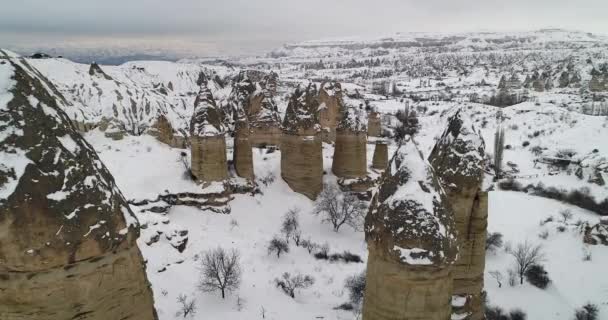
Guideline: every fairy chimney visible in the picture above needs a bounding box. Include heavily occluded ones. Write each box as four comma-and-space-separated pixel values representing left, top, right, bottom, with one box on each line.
362, 139, 458, 320
332, 105, 367, 178
317, 81, 344, 142
0, 53, 156, 320
367, 109, 382, 137
281, 83, 323, 199
233, 109, 254, 180
371, 140, 389, 170
429, 109, 487, 320
190, 76, 228, 183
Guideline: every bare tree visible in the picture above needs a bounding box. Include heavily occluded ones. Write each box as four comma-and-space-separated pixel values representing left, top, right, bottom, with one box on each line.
175, 294, 196, 318
489, 271, 503, 288
275, 272, 315, 298
486, 232, 504, 251
560, 209, 573, 223
509, 241, 545, 285
267, 236, 289, 258
198, 247, 242, 299
291, 229, 302, 246
280, 208, 300, 243
314, 184, 366, 232
301, 239, 318, 254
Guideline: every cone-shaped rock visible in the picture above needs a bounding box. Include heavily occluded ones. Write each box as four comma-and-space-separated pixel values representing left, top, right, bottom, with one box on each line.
190, 77, 228, 183
372, 140, 389, 170
362, 139, 458, 320
332, 105, 367, 178
367, 110, 382, 137
281, 83, 323, 199
318, 82, 343, 142
233, 109, 254, 180
0, 52, 156, 320
428, 109, 487, 320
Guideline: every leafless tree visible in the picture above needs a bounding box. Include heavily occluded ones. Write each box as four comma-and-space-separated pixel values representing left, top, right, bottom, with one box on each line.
314, 184, 366, 232
198, 247, 242, 299
175, 294, 196, 318
267, 236, 289, 258
275, 272, 315, 298
281, 208, 300, 243
291, 229, 302, 246
301, 239, 318, 254
560, 209, 573, 223
489, 271, 503, 288
486, 232, 504, 251
509, 241, 545, 285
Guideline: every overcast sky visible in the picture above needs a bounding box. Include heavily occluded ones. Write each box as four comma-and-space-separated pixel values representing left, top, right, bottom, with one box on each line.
1, 0, 607, 58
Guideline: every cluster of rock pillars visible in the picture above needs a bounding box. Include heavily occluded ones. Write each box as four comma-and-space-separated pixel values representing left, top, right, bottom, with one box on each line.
1, 54, 488, 320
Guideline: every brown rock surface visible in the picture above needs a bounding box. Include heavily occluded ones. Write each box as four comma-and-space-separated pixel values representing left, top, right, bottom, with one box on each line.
428, 109, 487, 320
234, 110, 254, 179
371, 141, 389, 170
0, 52, 156, 320
362, 139, 457, 320
317, 82, 343, 142
367, 110, 382, 137
190, 77, 228, 183
332, 106, 367, 178
281, 84, 323, 199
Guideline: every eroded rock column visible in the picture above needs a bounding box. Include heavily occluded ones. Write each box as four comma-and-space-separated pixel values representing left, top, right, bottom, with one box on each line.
371, 140, 389, 170
0, 54, 156, 320
362, 139, 458, 320
281, 83, 323, 199
190, 77, 228, 183
367, 110, 382, 137
233, 111, 254, 180
332, 106, 367, 178
429, 109, 487, 320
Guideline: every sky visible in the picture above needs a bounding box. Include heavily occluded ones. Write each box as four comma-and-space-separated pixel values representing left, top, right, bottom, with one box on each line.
1, 0, 607, 60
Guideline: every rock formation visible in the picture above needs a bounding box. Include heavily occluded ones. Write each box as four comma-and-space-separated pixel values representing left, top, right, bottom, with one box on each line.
281, 83, 323, 199
190, 76, 228, 183
371, 140, 389, 170
317, 82, 343, 142
428, 110, 487, 320
332, 105, 367, 178
0, 51, 157, 320
362, 139, 458, 320
149, 114, 188, 148
231, 71, 282, 147
367, 110, 382, 137
233, 109, 254, 180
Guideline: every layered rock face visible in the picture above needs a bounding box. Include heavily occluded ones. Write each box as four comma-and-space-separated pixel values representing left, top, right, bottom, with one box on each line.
0, 52, 156, 320
190, 77, 228, 183
362, 139, 458, 320
428, 110, 487, 320
367, 110, 382, 137
233, 110, 254, 179
317, 82, 343, 142
332, 106, 367, 178
281, 84, 323, 199
371, 141, 389, 170
231, 71, 282, 147
149, 114, 188, 148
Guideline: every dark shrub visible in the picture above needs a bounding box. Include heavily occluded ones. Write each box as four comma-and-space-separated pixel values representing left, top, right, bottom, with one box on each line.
341, 251, 363, 263
498, 179, 523, 191
574, 303, 599, 320
509, 309, 527, 320
522, 141, 530, 147
344, 271, 366, 306
334, 303, 354, 311
525, 264, 550, 289
486, 232, 504, 251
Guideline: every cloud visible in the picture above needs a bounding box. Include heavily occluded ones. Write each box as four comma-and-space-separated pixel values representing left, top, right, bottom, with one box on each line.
1, 0, 606, 56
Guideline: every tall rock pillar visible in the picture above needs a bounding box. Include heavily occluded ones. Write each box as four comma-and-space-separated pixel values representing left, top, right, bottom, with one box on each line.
367, 110, 382, 137
0, 54, 156, 320
332, 106, 367, 178
371, 140, 389, 170
233, 110, 254, 180
429, 109, 487, 320
281, 83, 323, 199
317, 82, 343, 142
362, 139, 458, 320
190, 77, 228, 183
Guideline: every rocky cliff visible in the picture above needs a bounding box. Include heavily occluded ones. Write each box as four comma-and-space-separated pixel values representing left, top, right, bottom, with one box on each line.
428, 109, 487, 320
362, 138, 457, 320
0, 50, 157, 320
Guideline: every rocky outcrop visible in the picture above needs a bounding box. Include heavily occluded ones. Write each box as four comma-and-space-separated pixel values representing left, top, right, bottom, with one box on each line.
317, 82, 343, 142
231, 71, 282, 147
371, 140, 389, 170
428, 109, 487, 320
367, 110, 382, 137
281, 83, 323, 199
88, 62, 113, 80
0, 52, 156, 320
332, 106, 367, 178
190, 77, 228, 183
149, 114, 188, 148
362, 139, 458, 320
233, 109, 254, 180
